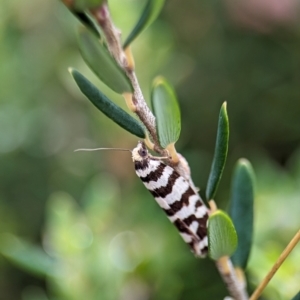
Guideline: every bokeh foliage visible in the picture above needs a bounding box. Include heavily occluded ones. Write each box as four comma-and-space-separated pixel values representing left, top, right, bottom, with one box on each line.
0, 0, 300, 299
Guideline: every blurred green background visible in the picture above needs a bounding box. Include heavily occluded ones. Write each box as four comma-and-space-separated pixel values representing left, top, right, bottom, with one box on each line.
0, 0, 299, 299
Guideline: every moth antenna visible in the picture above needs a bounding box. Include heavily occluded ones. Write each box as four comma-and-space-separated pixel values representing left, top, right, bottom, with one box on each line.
74, 148, 132, 153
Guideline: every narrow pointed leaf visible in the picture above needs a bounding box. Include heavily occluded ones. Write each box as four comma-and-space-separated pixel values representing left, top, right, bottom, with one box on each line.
208, 210, 238, 260
151, 77, 181, 148
206, 102, 229, 200
73, 11, 101, 37
0, 234, 55, 277
61, 1, 101, 37
78, 27, 133, 94
123, 0, 165, 48
70, 69, 145, 138
229, 159, 255, 269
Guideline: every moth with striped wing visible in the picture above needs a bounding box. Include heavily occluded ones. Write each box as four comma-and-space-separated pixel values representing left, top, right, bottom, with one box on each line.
76, 141, 209, 257
132, 141, 209, 257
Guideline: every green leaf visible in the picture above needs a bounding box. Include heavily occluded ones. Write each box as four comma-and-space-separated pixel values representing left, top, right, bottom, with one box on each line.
0, 234, 55, 277
73, 11, 101, 38
206, 102, 229, 201
123, 0, 165, 49
62, 0, 105, 11
229, 159, 255, 269
78, 27, 133, 94
208, 210, 238, 260
151, 77, 181, 148
291, 291, 300, 300
70, 69, 145, 138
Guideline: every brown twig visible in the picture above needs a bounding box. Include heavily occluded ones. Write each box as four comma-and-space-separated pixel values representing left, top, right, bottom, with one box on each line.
216, 257, 248, 300
249, 229, 300, 300
89, 6, 250, 299
90, 3, 198, 178
90, 4, 160, 150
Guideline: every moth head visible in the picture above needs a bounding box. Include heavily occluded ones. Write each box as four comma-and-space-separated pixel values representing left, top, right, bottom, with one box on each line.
132, 141, 148, 162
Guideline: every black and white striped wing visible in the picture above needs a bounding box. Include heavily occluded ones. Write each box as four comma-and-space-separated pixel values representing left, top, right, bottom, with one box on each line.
135, 159, 209, 257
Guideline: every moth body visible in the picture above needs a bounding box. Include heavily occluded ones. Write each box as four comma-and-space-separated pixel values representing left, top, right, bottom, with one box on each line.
132, 141, 209, 257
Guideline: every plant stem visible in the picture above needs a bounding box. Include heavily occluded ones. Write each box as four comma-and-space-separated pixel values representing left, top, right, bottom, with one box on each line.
249, 229, 300, 300
90, 3, 160, 150
216, 256, 249, 300
90, 3, 199, 180
89, 4, 251, 299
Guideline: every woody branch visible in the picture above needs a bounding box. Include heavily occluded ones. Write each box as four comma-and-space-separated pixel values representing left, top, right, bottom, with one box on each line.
90, 3, 248, 300
91, 4, 160, 151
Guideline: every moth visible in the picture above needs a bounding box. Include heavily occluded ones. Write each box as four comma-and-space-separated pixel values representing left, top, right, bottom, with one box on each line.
76, 141, 209, 257
132, 141, 209, 257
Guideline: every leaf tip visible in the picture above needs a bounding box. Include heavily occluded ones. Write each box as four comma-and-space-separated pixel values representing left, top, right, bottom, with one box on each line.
236, 158, 255, 182
68, 67, 74, 75
220, 102, 229, 119
237, 158, 250, 167
153, 76, 165, 87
